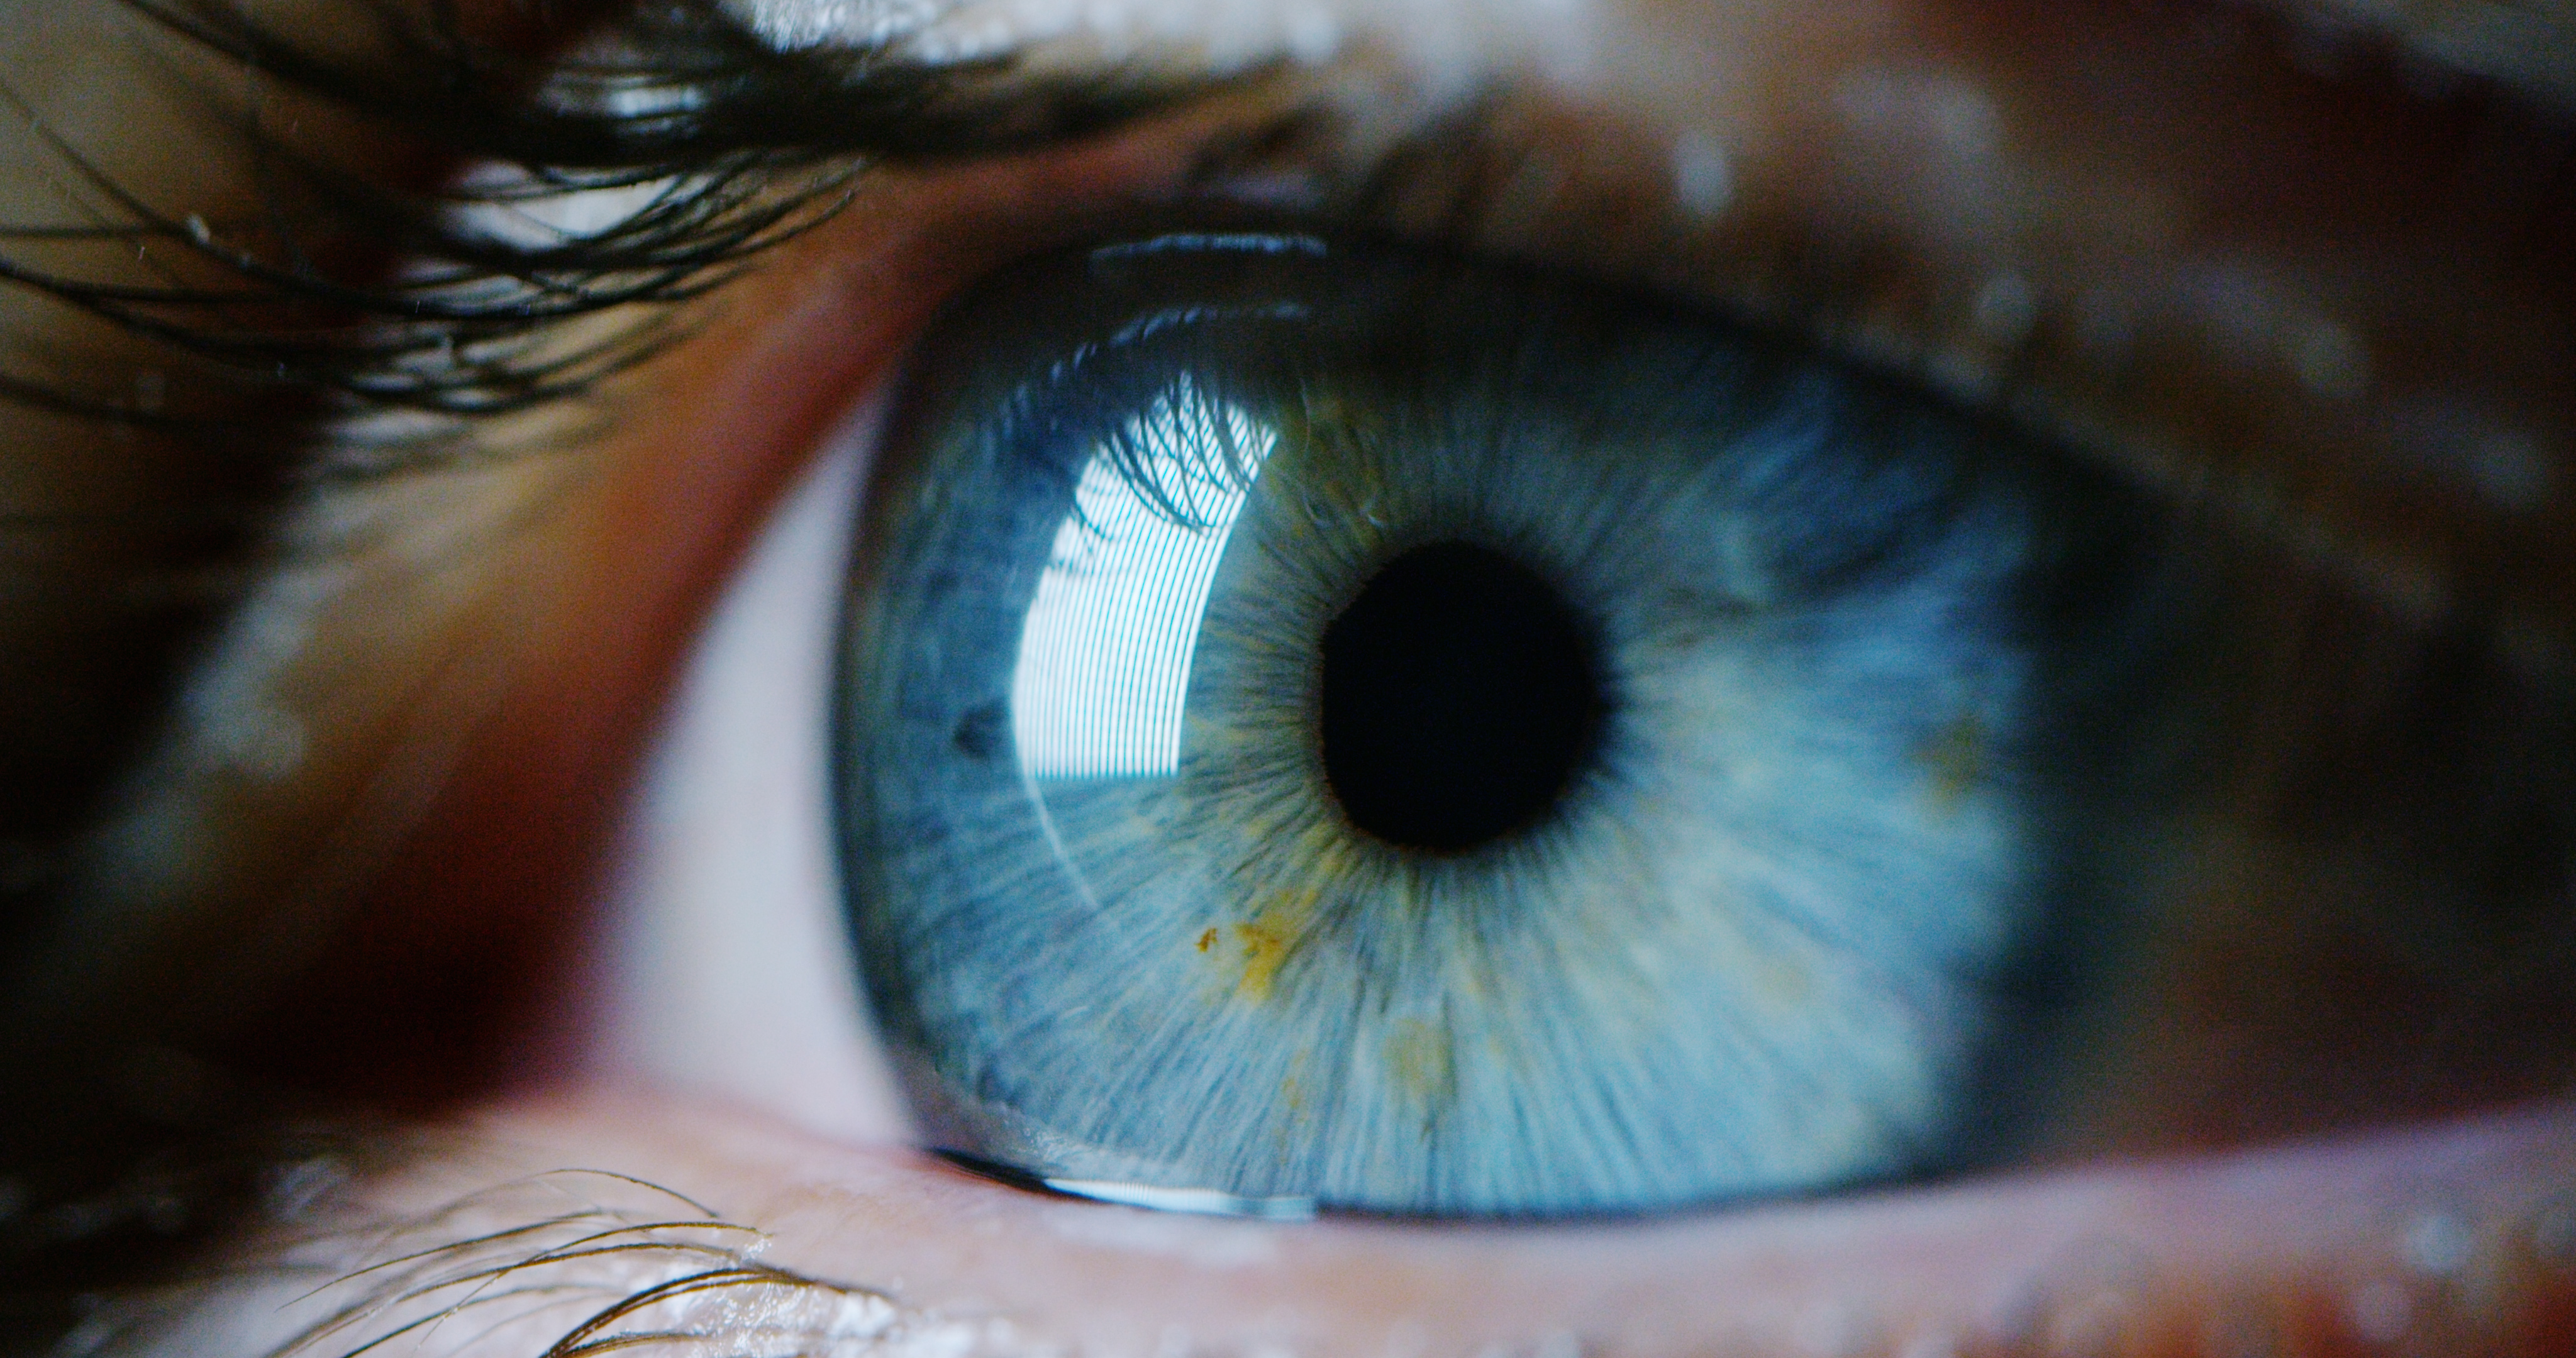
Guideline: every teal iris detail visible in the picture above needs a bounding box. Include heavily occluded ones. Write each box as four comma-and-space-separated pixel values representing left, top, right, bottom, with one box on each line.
836, 233, 2162, 1215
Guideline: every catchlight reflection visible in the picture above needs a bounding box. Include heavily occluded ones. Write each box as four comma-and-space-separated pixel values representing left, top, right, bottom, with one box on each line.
1010, 378, 1279, 778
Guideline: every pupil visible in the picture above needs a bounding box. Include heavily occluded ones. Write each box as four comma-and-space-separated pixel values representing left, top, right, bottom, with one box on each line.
1319, 541, 1606, 853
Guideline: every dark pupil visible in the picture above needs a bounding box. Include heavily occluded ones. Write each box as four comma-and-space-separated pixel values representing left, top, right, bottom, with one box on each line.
1319, 541, 1606, 853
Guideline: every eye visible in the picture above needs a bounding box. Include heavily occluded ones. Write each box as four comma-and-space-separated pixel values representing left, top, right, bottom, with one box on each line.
837, 231, 2177, 1215
579, 162, 2576, 1237
557, 6, 2576, 1234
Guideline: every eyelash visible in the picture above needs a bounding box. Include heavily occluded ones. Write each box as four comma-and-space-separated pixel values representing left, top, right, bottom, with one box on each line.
1, 0, 1201, 451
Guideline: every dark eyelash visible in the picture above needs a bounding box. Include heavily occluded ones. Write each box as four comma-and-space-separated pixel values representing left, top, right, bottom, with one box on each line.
0, 0, 1197, 450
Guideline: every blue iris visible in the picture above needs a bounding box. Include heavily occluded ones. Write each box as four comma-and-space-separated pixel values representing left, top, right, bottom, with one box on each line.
836, 232, 2165, 1215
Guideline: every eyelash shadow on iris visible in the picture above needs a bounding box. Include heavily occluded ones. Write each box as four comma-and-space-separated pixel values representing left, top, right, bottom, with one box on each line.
834, 229, 2189, 1218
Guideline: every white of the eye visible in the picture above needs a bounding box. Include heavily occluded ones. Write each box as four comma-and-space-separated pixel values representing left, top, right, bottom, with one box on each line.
588, 399, 913, 1144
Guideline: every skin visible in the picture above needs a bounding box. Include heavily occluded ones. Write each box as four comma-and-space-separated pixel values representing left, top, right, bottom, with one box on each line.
2, 1, 2573, 1356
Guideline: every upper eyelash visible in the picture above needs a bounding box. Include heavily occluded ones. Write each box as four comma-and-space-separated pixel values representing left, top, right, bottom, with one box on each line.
0, 0, 1204, 452
0, 8, 1224, 1321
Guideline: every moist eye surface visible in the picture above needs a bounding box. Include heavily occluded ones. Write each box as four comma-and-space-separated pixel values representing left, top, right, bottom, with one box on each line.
835, 231, 2175, 1215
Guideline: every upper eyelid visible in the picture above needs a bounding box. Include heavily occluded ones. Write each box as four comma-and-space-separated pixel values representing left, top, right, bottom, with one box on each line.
13, 0, 2569, 551
9, 0, 2572, 424
8, 1, 2570, 832
1257, 40, 2575, 636
609, 6, 2576, 640
0, 0, 1213, 443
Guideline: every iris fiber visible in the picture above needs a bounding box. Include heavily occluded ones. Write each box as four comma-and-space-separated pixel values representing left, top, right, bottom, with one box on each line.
838, 235, 2157, 1213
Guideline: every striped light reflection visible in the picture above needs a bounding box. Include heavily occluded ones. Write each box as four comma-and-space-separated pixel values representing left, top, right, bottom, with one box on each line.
1010, 378, 1278, 779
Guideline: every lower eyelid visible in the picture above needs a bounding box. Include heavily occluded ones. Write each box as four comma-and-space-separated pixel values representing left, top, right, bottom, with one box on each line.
278, 1088, 2576, 1358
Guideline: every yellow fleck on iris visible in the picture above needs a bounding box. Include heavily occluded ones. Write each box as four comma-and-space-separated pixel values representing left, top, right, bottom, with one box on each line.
1196, 927, 1218, 953
1382, 1018, 1457, 1108
1235, 920, 1291, 999
1228, 884, 1322, 1000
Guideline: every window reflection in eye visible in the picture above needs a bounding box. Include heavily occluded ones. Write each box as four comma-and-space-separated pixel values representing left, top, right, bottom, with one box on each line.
5, 1, 2576, 1356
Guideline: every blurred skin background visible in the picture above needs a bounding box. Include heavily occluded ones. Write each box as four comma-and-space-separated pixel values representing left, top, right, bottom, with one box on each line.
0, 2, 2572, 1357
